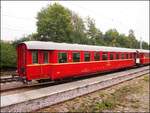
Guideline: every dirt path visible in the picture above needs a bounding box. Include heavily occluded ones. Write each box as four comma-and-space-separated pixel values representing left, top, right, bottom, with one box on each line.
36, 74, 149, 112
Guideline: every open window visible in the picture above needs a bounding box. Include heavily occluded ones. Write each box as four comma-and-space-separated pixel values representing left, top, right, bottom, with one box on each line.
58, 52, 67, 63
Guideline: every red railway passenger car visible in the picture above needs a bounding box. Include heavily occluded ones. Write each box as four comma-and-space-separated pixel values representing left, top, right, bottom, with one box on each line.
138, 49, 150, 65
17, 41, 150, 82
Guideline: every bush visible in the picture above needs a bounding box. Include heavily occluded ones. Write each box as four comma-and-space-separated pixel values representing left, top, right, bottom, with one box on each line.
0, 41, 17, 68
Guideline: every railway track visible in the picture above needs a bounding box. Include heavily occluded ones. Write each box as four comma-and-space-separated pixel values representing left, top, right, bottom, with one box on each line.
0, 65, 146, 92
0, 74, 21, 83
1, 66, 149, 112
0, 65, 148, 92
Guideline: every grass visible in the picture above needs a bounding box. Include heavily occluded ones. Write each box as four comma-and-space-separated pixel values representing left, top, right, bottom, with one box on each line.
69, 83, 143, 112
92, 99, 116, 111
130, 102, 140, 108
143, 75, 149, 82
91, 85, 139, 111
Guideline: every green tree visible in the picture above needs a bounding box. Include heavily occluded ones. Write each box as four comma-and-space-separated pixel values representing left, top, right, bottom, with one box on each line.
86, 17, 104, 45
0, 41, 17, 68
12, 33, 39, 47
141, 41, 149, 50
128, 29, 139, 48
36, 3, 73, 42
70, 11, 88, 44
116, 34, 131, 48
104, 29, 119, 47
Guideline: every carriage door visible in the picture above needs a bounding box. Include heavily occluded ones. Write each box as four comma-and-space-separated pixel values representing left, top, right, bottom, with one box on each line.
40, 51, 49, 79
135, 51, 140, 64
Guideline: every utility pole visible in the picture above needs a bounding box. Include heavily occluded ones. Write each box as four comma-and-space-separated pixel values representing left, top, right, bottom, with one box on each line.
140, 37, 142, 49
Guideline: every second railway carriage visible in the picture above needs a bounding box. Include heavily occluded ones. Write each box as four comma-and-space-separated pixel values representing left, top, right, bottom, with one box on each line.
138, 49, 150, 65
17, 41, 150, 82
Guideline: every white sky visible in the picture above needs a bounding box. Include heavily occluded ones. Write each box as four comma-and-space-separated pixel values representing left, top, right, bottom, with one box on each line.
1, 1, 149, 44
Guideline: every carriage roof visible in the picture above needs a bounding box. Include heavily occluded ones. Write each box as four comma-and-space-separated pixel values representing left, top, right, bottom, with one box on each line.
21, 41, 149, 53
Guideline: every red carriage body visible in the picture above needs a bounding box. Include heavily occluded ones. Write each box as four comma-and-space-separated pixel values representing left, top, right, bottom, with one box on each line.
17, 41, 150, 81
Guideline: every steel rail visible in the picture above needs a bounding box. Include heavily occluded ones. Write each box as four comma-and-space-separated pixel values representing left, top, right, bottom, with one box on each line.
1, 66, 149, 112
0, 65, 148, 92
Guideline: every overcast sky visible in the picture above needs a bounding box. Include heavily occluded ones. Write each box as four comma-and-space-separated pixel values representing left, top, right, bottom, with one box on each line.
1, 1, 149, 44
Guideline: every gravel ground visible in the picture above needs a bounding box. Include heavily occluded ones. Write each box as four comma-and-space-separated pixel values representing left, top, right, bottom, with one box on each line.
36, 74, 149, 112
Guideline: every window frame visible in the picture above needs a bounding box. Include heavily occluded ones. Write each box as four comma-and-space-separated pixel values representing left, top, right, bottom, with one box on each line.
145, 53, 150, 58
84, 52, 91, 62
110, 53, 114, 60
58, 52, 68, 63
126, 53, 128, 59
130, 53, 132, 59
94, 52, 100, 61
121, 53, 125, 59
43, 51, 49, 64
32, 50, 38, 64
72, 52, 80, 62
116, 53, 120, 59
102, 52, 108, 60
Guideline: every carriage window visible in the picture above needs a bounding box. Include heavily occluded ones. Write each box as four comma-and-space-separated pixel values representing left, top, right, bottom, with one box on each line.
146, 54, 147, 58
110, 53, 114, 60
43, 51, 48, 63
102, 52, 108, 60
148, 53, 150, 58
73, 52, 80, 62
144, 54, 147, 58
32, 51, 38, 64
126, 54, 128, 59
84, 52, 90, 61
121, 53, 125, 59
130, 53, 132, 59
58, 52, 67, 63
137, 53, 140, 58
145, 53, 150, 58
140, 53, 143, 58
133, 53, 136, 58
116, 53, 119, 59
94, 52, 100, 61
133, 53, 135, 58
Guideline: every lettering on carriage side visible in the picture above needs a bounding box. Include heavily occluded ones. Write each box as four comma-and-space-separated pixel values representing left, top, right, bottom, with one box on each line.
57, 72, 60, 74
